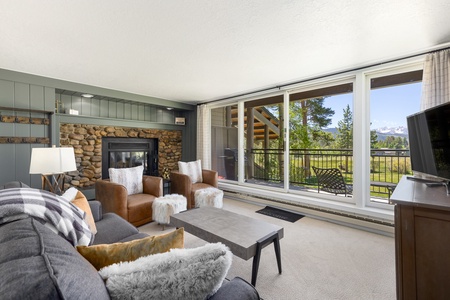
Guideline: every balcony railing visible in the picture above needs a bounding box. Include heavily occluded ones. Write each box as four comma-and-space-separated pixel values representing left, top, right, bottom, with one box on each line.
247, 148, 411, 199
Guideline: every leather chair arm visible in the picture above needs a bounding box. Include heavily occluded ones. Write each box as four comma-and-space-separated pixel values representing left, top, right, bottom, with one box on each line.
202, 169, 218, 187
94, 179, 128, 220
143, 175, 163, 197
170, 171, 192, 197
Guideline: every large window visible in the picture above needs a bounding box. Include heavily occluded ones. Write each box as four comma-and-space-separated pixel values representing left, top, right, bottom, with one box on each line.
206, 60, 424, 216
288, 83, 353, 199
369, 70, 422, 203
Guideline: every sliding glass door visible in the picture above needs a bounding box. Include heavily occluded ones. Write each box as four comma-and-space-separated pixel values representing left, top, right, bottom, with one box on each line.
243, 95, 285, 189
211, 105, 239, 181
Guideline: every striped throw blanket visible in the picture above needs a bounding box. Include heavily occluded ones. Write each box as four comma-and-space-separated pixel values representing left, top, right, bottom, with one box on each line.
0, 188, 93, 246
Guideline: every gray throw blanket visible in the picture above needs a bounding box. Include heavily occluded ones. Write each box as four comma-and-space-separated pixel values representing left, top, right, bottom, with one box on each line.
0, 188, 93, 246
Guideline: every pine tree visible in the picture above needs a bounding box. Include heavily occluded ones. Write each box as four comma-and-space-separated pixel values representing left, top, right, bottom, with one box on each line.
289, 97, 334, 148
288, 97, 334, 177
334, 105, 353, 172
370, 130, 378, 149
335, 104, 353, 149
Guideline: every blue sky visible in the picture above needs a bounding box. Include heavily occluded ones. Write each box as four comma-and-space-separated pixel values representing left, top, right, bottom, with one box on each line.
323, 82, 422, 129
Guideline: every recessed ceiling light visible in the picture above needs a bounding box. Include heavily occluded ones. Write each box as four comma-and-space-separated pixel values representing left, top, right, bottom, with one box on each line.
167, 107, 173, 110
81, 93, 94, 98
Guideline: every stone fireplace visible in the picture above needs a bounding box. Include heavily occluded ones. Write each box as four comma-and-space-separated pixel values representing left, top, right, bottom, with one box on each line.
60, 123, 182, 189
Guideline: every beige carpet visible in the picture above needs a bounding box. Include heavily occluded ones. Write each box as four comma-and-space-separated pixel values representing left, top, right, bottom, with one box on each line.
139, 198, 396, 300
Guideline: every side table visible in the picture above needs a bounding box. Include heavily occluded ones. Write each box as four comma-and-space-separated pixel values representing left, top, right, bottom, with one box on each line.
163, 179, 171, 195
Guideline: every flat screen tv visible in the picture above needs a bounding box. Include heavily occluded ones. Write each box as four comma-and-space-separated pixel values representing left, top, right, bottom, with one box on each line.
407, 101, 450, 189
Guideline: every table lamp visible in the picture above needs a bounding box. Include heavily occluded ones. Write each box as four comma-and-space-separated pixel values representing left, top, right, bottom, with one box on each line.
29, 146, 77, 195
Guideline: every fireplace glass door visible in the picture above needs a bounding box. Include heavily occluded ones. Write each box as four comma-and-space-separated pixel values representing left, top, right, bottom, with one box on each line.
102, 137, 158, 178
109, 151, 148, 169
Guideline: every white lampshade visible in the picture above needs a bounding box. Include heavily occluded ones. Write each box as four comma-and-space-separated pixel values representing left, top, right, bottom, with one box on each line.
29, 147, 77, 175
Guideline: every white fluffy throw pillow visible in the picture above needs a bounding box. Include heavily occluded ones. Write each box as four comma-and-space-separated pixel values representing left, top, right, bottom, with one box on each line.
178, 160, 203, 183
61, 187, 79, 202
109, 165, 144, 195
99, 242, 232, 300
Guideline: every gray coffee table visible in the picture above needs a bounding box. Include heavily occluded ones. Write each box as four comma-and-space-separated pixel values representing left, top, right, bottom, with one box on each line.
170, 206, 283, 286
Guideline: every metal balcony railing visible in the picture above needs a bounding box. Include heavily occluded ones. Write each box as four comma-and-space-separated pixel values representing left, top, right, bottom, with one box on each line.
246, 148, 411, 199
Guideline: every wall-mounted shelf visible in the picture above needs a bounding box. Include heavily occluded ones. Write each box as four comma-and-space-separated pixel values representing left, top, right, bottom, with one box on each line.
0, 115, 50, 125
0, 106, 54, 114
0, 106, 52, 144
0, 137, 50, 144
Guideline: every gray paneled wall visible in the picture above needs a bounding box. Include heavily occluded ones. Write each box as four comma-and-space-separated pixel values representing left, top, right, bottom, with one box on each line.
0, 76, 198, 189
0, 79, 55, 187
56, 93, 184, 123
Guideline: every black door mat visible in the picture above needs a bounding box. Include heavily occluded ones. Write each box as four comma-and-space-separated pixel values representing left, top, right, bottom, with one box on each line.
256, 206, 304, 223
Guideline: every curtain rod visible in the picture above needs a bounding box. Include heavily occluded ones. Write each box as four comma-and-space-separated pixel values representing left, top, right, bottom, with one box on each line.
200, 45, 450, 106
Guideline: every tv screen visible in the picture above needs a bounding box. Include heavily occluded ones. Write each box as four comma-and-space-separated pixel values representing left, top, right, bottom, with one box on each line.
407, 102, 450, 182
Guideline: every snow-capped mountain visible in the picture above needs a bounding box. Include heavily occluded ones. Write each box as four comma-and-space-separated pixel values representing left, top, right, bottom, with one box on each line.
375, 126, 408, 135
324, 126, 409, 139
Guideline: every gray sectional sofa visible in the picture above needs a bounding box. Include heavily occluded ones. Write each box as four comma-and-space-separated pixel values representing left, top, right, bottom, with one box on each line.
0, 182, 260, 300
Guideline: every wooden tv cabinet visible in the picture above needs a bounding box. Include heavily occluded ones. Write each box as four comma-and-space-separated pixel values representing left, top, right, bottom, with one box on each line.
391, 176, 450, 299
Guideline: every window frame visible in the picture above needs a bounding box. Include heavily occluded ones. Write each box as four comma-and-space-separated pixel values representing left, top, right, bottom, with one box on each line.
364, 62, 424, 210
206, 57, 424, 220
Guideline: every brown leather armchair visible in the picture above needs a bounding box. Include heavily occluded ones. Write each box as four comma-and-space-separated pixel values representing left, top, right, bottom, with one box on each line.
95, 175, 163, 227
170, 169, 218, 209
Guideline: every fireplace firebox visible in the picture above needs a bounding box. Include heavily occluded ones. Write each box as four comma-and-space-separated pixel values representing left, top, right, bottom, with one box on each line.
101, 137, 158, 179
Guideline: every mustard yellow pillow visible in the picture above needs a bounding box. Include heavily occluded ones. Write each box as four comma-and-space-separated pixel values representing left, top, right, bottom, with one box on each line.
77, 227, 184, 270
71, 191, 97, 235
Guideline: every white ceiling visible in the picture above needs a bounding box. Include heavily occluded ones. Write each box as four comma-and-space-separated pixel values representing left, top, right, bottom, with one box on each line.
1, 0, 450, 104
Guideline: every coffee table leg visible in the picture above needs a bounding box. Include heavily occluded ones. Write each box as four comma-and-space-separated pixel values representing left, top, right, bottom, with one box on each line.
251, 231, 282, 286
274, 235, 282, 274
251, 248, 261, 286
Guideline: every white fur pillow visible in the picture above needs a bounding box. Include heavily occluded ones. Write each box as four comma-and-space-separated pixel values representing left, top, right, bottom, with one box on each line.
178, 160, 203, 183
109, 165, 144, 195
61, 187, 79, 202
99, 242, 232, 300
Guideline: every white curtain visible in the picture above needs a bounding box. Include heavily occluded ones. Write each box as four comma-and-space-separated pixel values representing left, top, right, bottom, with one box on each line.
421, 49, 450, 111
196, 104, 211, 169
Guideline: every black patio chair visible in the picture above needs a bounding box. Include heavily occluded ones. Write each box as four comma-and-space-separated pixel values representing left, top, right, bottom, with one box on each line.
312, 166, 353, 197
